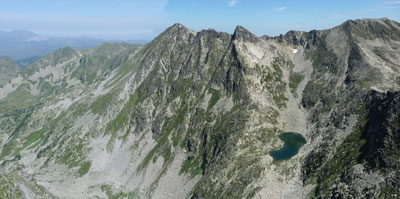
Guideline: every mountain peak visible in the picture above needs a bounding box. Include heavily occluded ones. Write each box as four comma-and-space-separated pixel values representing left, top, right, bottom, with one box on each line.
0, 56, 19, 69
171, 23, 184, 29
163, 23, 194, 35
342, 17, 398, 27
341, 17, 400, 40
0, 56, 14, 62
9, 29, 36, 35
0, 29, 37, 41
150, 23, 196, 45
233, 25, 259, 42
1, 17, 400, 199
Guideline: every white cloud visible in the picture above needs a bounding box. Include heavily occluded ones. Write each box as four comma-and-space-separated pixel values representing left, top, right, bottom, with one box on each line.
384, 1, 400, 4
272, 7, 288, 12
228, 0, 240, 7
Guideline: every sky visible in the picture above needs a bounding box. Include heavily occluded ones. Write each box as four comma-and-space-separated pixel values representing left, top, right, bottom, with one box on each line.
0, 0, 399, 40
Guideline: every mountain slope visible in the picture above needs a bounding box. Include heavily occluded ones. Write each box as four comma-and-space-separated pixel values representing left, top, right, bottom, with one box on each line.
0, 18, 399, 199
16, 56, 41, 69
0, 56, 21, 86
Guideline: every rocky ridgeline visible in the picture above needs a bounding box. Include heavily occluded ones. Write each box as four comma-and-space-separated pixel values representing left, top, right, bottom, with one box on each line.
0, 18, 399, 198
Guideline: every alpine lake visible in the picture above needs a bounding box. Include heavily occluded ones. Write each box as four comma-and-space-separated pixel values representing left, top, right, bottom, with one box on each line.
269, 132, 307, 161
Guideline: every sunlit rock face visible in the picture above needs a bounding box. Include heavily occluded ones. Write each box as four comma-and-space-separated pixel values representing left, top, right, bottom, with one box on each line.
0, 18, 400, 198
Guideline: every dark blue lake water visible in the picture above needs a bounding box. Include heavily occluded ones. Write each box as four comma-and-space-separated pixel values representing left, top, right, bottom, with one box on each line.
269, 132, 306, 161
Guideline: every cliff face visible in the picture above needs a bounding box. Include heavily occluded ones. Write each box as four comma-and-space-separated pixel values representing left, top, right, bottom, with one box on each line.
0, 18, 399, 199
303, 90, 400, 198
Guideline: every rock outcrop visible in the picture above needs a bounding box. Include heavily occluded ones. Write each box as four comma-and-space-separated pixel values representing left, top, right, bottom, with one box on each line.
0, 18, 399, 198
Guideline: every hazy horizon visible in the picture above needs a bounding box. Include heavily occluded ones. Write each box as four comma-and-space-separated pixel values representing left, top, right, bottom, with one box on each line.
1, 0, 400, 40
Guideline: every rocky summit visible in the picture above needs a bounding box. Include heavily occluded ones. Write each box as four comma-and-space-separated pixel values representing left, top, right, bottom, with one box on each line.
0, 18, 399, 199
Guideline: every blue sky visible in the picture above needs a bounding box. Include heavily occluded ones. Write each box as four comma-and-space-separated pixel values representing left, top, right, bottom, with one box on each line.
0, 0, 399, 40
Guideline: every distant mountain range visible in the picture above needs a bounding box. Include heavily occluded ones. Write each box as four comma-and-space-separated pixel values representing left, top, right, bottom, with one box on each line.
0, 29, 147, 61
0, 18, 400, 198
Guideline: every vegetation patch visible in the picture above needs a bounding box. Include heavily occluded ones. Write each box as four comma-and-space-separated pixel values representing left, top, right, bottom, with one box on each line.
180, 156, 203, 178
304, 105, 370, 198
23, 127, 47, 150
57, 138, 87, 168
207, 88, 221, 111
305, 32, 339, 74
289, 73, 304, 96
105, 91, 145, 150
78, 161, 91, 177
0, 88, 38, 111
90, 92, 114, 114
0, 140, 18, 160
101, 185, 140, 199
0, 174, 24, 198
0, 127, 47, 160
258, 57, 288, 108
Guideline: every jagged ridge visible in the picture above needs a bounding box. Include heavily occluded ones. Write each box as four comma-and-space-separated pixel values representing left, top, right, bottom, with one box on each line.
0, 18, 399, 199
